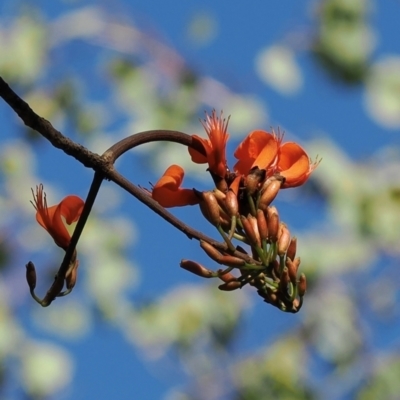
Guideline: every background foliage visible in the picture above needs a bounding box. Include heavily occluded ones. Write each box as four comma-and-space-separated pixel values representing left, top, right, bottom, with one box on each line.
1, 0, 400, 399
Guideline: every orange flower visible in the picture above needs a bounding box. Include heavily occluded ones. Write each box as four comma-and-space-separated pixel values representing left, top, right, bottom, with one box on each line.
32, 184, 84, 250
275, 142, 319, 188
234, 130, 318, 188
233, 130, 281, 175
188, 110, 229, 178
151, 165, 199, 207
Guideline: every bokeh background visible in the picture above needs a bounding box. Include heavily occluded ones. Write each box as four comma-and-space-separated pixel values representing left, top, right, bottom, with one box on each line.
1, 0, 400, 399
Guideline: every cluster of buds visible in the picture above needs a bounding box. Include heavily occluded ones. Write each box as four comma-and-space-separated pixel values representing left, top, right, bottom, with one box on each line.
181, 170, 306, 313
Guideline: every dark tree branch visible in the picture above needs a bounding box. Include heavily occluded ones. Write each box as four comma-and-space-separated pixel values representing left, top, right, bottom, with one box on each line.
0, 77, 105, 170
0, 76, 257, 305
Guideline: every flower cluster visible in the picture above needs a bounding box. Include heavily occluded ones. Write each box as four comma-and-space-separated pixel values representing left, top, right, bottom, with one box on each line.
27, 111, 318, 312
149, 111, 319, 313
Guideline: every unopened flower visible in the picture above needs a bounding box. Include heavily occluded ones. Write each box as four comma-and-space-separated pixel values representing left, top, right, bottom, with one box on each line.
298, 273, 307, 296
180, 259, 213, 278
200, 240, 224, 263
240, 215, 261, 247
277, 223, 291, 256
197, 190, 221, 226
286, 237, 297, 261
267, 206, 280, 243
31, 184, 84, 250
225, 189, 239, 217
25, 262, 37, 291
188, 110, 229, 179
259, 175, 283, 209
218, 270, 238, 283
151, 165, 199, 207
256, 209, 268, 240
285, 257, 299, 285
218, 281, 241, 291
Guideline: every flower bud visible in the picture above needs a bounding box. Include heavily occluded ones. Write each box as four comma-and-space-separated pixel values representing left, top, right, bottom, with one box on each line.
240, 215, 260, 246
279, 266, 290, 294
248, 215, 261, 247
66, 260, 79, 290
213, 189, 229, 215
224, 190, 239, 217
277, 223, 291, 256
217, 270, 238, 284
25, 262, 37, 291
220, 255, 246, 268
267, 207, 279, 243
256, 209, 268, 241
258, 175, 283, 210
285, 257, 298, 285
197, 191, 221, 226
200, 240, 223, 263
298, 273, 307, 296
218, 281, 241, 291
286, 237, 297, 261
213, 188, 226, 202
180, 259, 213, 278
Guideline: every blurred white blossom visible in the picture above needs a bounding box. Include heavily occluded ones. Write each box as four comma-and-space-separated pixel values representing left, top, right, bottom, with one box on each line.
364, 56, 400, 129
255, 45, 303, 95
20, 342, 73, 398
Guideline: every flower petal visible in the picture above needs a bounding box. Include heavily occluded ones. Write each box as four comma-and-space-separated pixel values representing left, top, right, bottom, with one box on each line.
188, 111, 229, 178
59, 196, 85, 225
152, 165, 199, 208
188, 135, 210, 164
229, 175, 241, 196
234, 130, 279, 174
278, 142, 312, 188
46, 204, 72, 249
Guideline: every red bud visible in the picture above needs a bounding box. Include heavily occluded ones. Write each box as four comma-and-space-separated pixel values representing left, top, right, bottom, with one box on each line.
218, 281, 241, 291
180, 259, 213, 278
298, 273, 307, 296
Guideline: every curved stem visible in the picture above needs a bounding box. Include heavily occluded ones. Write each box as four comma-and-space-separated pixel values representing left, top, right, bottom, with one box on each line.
103, 130, 206, 163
